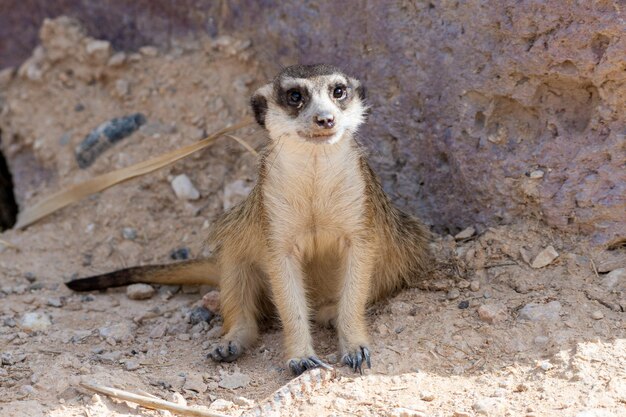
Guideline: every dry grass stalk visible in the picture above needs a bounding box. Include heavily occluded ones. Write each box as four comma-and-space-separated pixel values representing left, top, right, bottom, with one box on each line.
225, 134, 258, 156
15, 119, 253, 229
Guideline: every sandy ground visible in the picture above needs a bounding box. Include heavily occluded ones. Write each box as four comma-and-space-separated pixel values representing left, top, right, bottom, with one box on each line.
0, 18, 625, 417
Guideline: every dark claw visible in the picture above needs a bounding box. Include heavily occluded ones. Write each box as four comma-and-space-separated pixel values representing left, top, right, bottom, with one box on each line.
288, 356, 332, 376
208, 341, 241, 363
342, 346, 372, 374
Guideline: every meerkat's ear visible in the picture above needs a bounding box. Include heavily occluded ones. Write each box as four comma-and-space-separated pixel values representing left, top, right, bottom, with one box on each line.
352, 78, 366, 101
250, 83, 272, 127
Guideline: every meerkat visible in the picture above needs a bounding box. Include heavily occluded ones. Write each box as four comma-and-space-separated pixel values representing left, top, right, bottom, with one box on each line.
67, 64, 432, 375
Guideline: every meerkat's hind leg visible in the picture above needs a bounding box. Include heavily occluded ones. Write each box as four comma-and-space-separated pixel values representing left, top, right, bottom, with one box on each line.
208, 262, 264, 363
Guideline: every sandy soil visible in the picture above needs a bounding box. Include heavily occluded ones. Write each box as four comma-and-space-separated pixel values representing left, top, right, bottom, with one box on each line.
0, 18, 625, 417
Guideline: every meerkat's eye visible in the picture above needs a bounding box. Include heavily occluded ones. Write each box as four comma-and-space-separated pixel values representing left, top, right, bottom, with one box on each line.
333, 85, 347, 100
287, 89, 303, 107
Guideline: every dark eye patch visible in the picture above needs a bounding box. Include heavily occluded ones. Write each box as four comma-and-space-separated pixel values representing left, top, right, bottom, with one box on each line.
275, 83, 310, 117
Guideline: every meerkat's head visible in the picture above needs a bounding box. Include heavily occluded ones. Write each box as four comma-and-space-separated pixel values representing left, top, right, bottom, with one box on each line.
251, 64, 367, 145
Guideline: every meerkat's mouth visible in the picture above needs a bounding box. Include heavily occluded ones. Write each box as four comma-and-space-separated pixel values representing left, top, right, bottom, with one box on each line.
297, 130, 340, 143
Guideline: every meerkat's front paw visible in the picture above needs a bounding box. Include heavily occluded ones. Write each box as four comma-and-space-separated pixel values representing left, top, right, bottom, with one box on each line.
341, 345, 371, 374
208, 340, 243, 363
287, 355, 333, 375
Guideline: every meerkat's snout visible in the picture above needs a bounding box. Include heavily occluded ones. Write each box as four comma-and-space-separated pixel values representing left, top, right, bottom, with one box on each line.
314, 112, 335, 129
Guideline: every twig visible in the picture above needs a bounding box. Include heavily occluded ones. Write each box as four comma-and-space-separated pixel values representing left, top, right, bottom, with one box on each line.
0, 238, 18, 250
79, 382, 230, 417
589, 255, 600, 279
225, 134, 258, 156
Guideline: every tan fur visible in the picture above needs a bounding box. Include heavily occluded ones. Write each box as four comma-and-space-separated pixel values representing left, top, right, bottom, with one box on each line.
66, 64, 431, 374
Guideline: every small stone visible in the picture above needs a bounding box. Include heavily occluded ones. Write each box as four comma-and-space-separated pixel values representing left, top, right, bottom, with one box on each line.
115, 79, 130, 97
1, 351, 27, 365
171, 174, 200, 200
390, 408, 426, 417
419, 391, 435, 402
20, 312, 52, 332
458, 300, 470, 309
189, 307, 214, 325
600, 268, 625, 291
455, 226, 476, 240
170, 247, 190, 260
591, 310, 604, 320
177, 333, 191, 341
126, 283, 155, 300
518, 301, 561, 321
447, 288, 460, 300
232, 396, 255, 407
529, 170, 544, 179
473, 398, 505, 415
477, 304, 507, 323
122, 227, 137, 240
98, 322, 137, 342
125, 360, 140, 371
139, 46, 159, 57
531, 246, 559, 268
46, 297, 64, 308
149, 322, 167, 339
453, 412, 472, 417
219, 371, 250, 389
20, 385, 34, 396
0, 67, 15, 86
85, 39, 111, 63
457, 279, 470, 289
183, 372, 207, 393
209, 399, 234, 412
107, 52, 126, 67
202, 290, 221, 312
534, 336, 549, 345
519, 248, 533, 265
540, 361, 553, 371
24, 272, 37, 283
470, 280, 480, 292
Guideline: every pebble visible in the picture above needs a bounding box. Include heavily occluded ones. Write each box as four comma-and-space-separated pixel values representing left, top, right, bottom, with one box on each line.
233, 396, 255, 407
171, 174, 200, 200
600, 268, 624, 291
183, 372, 207, 393
177, 333, 191, 341
470, 280, 480, 292
85, 39, 111, 63
518, 301, 561, 321
219, 371, 250, 389
209, 399, 234, 412
125, 360, 140, 371
202, 290, 221, 312
126, 283, 155, 300
1, 351, 27, 365
575, 409, 616, 417
419, 391, 435, 402
390, 408, 426, 417
46, 297, 64, 308
24, 272, 37, 283
477, 304, 507, 324
453, 412, 472, 417
107, 52, 126, 67
472, 398, 505, 415
114, 79, 130, 97
458, 300, 470, 309
20, 312, 52, 332
540, 361, 553, 371
188, 307, 214, 325
454, 226, 476, 240
170, 247, 190, 260
75, 113, 146, 168
139, 46, 159, 57
447, 288, 460, 300
529, 169, 544, 179
590, 310, 604, 320
98, 322, 137, 342
122, 227, 137, 240
149, 322, 167, 339
531, 246, 559, 268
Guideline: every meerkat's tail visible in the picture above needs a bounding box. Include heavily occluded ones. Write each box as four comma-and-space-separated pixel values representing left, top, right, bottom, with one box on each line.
65, 258, 220, 291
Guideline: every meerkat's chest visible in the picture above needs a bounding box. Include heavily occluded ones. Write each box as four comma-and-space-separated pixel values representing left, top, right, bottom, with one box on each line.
263, 144, 366, 234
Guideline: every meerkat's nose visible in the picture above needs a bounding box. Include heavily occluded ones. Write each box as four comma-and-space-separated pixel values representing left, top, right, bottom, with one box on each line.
315, 113, 335, 129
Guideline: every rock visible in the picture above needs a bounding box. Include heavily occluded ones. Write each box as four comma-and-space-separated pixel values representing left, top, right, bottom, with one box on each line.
183, 373, 207, 393
170, 247, 190, 260
232, 396, 255, 407
590, 310, 604, 320
529, 170, 544, 179
447, 288, 460, 300
202, 290, 221, 312
540, 361, 553, 371
188, 307, 213, 325
85, 39, 111, 64
139, 46, 159, 57
122, 227, 137, 240
75, 113, 146, 168
1, 351, 27, 365
470, 280, 480, 292
125, 360, 140, 371
171, 174, 200, 200
223, 179, 253, 210
149, 322, 167, 339
390, 408, 426, 417
458, 300, 470, 309
98, 322, 137, 342
107, 52, 126, 67
455, 226, 476, 240
209, 399, 234, 412
531, 246, 559, 268
472, 398, 505, 415
126, 283, 155, 300
518, 301, 561, 321
219, 371, 250, 389
477, 304, 507, 324
419, 391, 435, 402
114, 79, 131, 97
600, 268, 625, 291
46, 297, 64, 308
20, 312, 52, 332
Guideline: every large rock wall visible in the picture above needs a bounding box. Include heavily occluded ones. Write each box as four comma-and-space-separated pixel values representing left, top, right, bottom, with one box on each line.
0, 1, 624, 243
